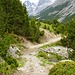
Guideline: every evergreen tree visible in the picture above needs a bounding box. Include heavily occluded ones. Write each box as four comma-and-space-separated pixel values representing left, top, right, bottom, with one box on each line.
23, 5, 30, 37
0, 0, 41, 42
46, 19, 51, 25
61, 18, 75, 60
35, 21, 41, 42
53, 18, 59, 24
0, 0, 30, 36
0, 6, 5, 36
29, 18, 36, 41
36, 20, 41, 27
30, 18, 40, 42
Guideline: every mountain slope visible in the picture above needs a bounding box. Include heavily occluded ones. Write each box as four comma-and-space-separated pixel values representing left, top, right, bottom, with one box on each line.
24, 0, 55, 16
33, 0, 54, 15
35, 0, 75, 22
23, 0, 36, 15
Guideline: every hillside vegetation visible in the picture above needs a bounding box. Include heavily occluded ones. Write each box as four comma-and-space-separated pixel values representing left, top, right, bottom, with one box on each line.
40, 17, 75, 60
0, 0, 43, 74
49, 61, 75, 75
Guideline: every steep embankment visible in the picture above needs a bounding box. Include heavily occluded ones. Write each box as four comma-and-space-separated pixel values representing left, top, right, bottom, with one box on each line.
12, 29, 61, 75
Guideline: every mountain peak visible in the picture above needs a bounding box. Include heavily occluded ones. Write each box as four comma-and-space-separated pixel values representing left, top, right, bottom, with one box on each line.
38, 0, 53, 5
24, 0, 36, 15
24, 0, 55, 15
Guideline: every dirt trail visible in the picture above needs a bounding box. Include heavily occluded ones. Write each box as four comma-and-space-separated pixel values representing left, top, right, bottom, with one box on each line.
12, 29, 61, 75
30, 37, 61, 49
17, 55, 52, 75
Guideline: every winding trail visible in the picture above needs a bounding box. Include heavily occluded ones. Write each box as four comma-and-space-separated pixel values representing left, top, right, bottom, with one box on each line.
30, 37, 61, 49
12, 35, 61, 75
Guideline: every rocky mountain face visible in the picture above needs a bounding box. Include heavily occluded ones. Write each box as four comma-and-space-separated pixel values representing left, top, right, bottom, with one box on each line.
35, 0, 75, 22
34, 0, 53, 15
24, 0, 36, 15
24, 0, 54, 15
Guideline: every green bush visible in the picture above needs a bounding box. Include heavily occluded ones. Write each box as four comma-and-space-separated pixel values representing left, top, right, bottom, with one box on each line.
37, 50, 63, 64
49, 61, 75, 75
40, 30, 44, 36
37, 51, 48, 59
43, 25, 47, 29
0, 61, 11, 75
0, 33, 19, 75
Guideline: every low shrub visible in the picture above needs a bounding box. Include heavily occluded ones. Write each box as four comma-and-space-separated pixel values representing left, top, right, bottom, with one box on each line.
0, 32, 19, 75
49, 61, 75, 75
40, 30, 44, 36
37, 50, 63, 64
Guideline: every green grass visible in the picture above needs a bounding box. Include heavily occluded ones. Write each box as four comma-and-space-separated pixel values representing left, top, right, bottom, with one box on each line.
0, 61, 11, 75
40, 22, 49, 28
40, 22, 55, 32
49, 61, 75, 75
37, 50, 63, 65
17, 57, 27, 68
15, 43, 26, 51
40, 59, 54, 66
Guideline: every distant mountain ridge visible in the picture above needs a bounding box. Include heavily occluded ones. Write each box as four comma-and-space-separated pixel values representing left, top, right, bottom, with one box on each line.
24, 0, 55, 15
35, 0, 75, 22
34, 0, 54, 15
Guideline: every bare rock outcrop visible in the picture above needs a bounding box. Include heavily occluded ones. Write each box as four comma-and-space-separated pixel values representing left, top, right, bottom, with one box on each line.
8, 46, 21, 58
41, 46, 73, 58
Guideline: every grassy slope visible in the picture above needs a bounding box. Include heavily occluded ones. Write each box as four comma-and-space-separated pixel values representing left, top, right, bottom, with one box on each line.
40, 22, 55, 32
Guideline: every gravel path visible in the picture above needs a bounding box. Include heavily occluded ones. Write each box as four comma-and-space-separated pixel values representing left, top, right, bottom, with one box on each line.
17, 54, 51, 75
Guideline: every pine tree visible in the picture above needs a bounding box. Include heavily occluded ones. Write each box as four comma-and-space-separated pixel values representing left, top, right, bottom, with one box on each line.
23, 5, 30, 37
0, 0, 41, 42
36, 20, 41, 27
29, 18, 40, 42
0, 0, 30, 36
53, 18, 59, 24
61, 18, 75, 60
0, 6, 5, 36
29, 18, 36, 41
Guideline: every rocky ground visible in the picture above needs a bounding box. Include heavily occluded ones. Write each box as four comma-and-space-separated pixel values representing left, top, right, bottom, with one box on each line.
11, 29, 62, 75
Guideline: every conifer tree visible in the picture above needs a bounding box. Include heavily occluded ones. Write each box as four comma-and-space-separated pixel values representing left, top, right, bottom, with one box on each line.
30, 18, 40, 42
0, 0, 41, 42
29, 18, 36, 41
23, 5, 30, 37
0, 6, 5, 36
0, 0, 30, 36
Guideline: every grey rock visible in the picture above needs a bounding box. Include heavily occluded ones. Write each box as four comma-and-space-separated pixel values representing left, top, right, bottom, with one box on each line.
8, 46, 20, 58
41, 46, 73, 58
33, 0, 54, 15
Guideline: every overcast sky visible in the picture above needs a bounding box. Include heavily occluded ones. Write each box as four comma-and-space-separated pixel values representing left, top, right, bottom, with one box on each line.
20, 0, 39, 4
